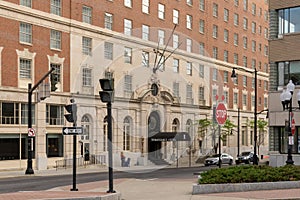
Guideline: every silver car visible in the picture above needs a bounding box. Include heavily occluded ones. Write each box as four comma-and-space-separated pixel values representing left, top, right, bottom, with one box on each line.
204, 153, 234, 166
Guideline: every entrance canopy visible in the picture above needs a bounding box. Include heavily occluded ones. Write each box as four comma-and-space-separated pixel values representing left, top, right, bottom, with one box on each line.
150, 132, 191, 142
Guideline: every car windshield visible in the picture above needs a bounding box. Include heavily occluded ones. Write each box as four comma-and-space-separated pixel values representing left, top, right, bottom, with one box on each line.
241, 152, 251, 156
209, 154, 220, 158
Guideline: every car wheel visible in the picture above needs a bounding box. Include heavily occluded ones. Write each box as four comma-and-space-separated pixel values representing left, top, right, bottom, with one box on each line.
246, 159, 250, 164
229, 159, 233, 165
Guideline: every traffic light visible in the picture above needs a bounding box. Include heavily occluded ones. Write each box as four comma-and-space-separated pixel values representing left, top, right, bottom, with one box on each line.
64, 103, 77, 123
50, 73, 58, 91
99, 79, 114, 103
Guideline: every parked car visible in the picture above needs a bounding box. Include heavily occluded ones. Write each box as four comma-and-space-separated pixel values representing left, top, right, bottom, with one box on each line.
204, 153, 233, 166
235, 151, 259, 164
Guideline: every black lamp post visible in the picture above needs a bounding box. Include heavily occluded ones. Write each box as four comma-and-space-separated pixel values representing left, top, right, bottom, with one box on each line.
231, 68, 258, 165
237, 107, 240, 157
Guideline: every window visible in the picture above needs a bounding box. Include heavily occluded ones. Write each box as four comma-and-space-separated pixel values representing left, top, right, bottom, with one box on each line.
124, 19, 132, 36
173, 58, 179, 73
224, 29, 228, 42
258, 25, 262, 35
234, 13, 239, 26
142, 51, 149, 67
20, 58, 31, 79
251, 59, 256, 69
252, 78, 255, 88
224, 8, 229, 22
19, 22, 32, 44
278, 7, 300, 35
277, 61, 300, 86
186, 62, 192, 75
186, 15, 192, 29
104, 42, 113, 60
264, 80, 268, 91
173, 9, 179, 24
243, 76, 247, 87
224, 71, 228, 83
158, 3, 165, 20
82, 37, 92, 56
187, 0, 193, 6
157, 55, 165, 71
82, 6, 92, 24
142, 0, 149, 14
234, 33, 238, 46
104, 13, 113, 30
252, 40, 256, 52
243, 0, 248, 11
158, 30, 165, 45
213, 3, 218, 17
50, 0, 61, 16
199, 64, 204, 77
252, 22, 256, 33
50, 63, 61, 83
124, 0, 132, 8
212, 89, 217, 104
224, 50, 228, 62
212, 47, 218, 59
242, 94, 247, 106
142, 25, 149, 40
20, 0, 31, 7
123, 117, 131, 150
234, 0, 239, 6
198, 86, 204, 100
224, 91, 228, 104
186, 38, 192, 52
252, 3, 256, 15
264, 45, 268, 56
243, 36, 247, 49
234, 53, 238, 65
21, 103, 35, 124
243, 17, 248, 30
1, 102, 19, 124
124, 75, 132, 93
82, 68, 92, 87
212, 68, 218, 81
243, 56, 247, 67
199, 42, 205, 55
234, 92, 238, 105
264, 10, 268, 21
124, 47, 132, 64
199, 19, 205, 33
47, 134, 63, 157
233, 74, 238, 85
46, 104, 64, 125
50, 30, 61, 50
213, 25, 218, 38
264, 28, 268, 39
173, 82, 180, 98
186, 84, 193, 104
199, 0, 205, 11
173, 34, 179, 48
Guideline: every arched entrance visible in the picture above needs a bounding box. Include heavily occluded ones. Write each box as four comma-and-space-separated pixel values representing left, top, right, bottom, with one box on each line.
148, 111, 161, 159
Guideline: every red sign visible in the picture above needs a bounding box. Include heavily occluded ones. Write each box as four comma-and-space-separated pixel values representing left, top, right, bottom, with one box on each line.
216, 103, 227, 125
291, 118, 296, 135
28, 128, 35, 137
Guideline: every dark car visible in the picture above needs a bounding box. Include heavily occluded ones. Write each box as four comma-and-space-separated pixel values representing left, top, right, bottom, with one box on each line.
235, 151, 259, 164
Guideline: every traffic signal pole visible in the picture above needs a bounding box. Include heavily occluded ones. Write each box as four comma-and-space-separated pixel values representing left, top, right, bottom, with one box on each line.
26, 68, 55, 175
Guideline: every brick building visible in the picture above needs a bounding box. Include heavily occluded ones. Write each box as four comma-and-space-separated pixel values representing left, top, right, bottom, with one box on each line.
269, 0, 300, 166
0, 0, 268, 170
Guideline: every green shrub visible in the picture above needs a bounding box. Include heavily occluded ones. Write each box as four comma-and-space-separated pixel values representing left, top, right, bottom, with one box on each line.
198, 165, 300, 184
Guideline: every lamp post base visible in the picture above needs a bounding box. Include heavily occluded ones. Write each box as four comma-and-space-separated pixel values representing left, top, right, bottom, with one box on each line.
25, 168, 34, 174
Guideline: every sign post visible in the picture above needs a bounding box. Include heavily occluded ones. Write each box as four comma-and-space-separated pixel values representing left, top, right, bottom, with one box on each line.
215, 102, 227, 168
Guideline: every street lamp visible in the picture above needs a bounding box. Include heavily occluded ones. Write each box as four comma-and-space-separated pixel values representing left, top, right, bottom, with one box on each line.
231, 68, 258, 165
280, 80, 300, 165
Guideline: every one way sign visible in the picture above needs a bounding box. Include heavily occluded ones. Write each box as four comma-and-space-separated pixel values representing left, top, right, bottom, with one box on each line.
62, 127, 84, 135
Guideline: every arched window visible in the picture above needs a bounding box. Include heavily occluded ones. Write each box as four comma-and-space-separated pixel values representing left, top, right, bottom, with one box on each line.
81, 115, 90, 141
172, 118, 180, 132
123, 116, 132, 151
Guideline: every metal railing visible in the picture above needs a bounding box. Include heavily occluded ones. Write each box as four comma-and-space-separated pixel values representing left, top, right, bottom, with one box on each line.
55, 154, 106, 170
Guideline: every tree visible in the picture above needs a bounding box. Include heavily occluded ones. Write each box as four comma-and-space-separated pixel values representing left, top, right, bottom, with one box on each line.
220, 119, 237, 141
248, 119, 268, 155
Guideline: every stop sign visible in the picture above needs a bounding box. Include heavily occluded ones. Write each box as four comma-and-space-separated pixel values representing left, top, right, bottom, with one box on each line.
216, 103, 227, 125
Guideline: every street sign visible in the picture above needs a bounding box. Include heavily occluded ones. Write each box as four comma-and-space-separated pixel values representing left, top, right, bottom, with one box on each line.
216, 102, 227, 125
62, 127, 84, 135
28, 128, 35, 137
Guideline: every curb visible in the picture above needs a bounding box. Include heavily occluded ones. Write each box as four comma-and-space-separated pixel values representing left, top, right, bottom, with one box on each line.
192, 181, 300, 194
43, 193, 122, 200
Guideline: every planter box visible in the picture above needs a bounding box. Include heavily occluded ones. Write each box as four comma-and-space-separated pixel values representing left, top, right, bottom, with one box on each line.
192, 181, 300, 194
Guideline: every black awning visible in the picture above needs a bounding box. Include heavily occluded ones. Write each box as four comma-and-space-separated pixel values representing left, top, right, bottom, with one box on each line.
150, 132, 191, 142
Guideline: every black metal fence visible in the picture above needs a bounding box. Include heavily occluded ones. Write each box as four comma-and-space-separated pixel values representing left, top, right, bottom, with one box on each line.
55, 154, 106, 170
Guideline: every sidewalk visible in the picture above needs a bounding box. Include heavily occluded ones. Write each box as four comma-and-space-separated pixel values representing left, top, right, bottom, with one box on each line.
0, 165, 300, 200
